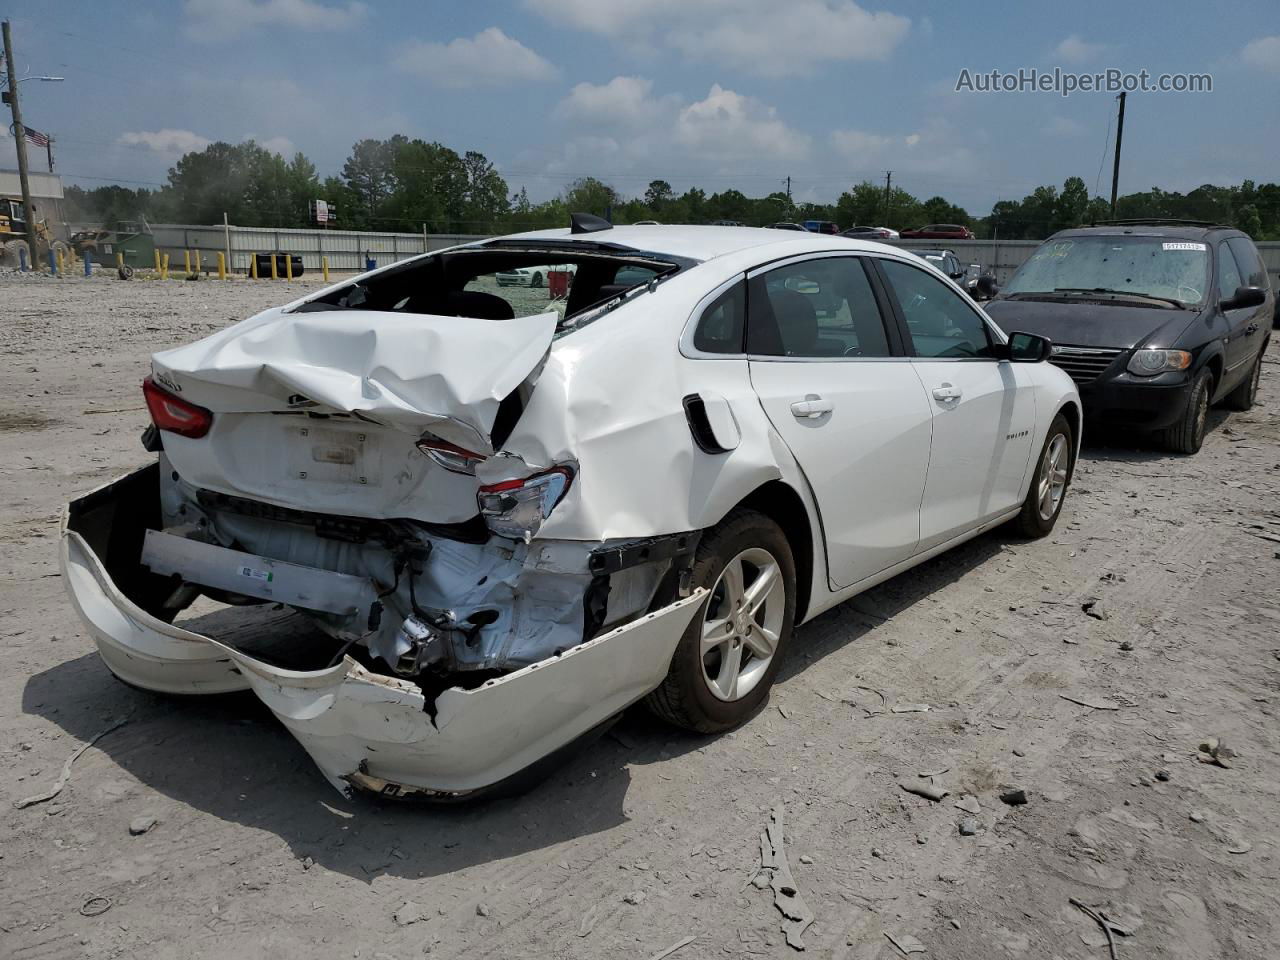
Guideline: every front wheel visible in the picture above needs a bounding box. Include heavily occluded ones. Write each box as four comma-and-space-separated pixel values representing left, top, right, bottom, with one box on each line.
1014, 413, 1073, 537
645, 509, 796, 733
529, 271, 543, 288
1160, 368, 1212, 454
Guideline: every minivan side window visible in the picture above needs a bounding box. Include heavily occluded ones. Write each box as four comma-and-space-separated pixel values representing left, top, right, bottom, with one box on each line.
693, 280, 746, 354
878, 258, 998, 359
1225, 237, 1267, 289
1216, 242, 1243, 301
747, 257, 893, 358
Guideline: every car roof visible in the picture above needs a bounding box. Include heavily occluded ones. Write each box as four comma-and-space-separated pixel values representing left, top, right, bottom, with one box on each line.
487, 224, 891, 263
1049, 223, 1245, 242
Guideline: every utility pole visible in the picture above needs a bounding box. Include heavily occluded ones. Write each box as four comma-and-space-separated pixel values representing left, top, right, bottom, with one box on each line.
2, 20, 40, 269
785, 175, 791, 205
1109, 92, 1126, 218
883, 170, 893, 225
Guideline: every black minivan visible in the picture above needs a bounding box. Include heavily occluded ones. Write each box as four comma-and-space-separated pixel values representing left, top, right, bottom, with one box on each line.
985, 221, 1273, 454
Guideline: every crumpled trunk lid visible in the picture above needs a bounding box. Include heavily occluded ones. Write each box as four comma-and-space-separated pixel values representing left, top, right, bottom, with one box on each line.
150, 307, 558, 522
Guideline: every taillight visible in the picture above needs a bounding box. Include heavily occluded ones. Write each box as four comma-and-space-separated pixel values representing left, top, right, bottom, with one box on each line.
477, 466, 574, 542
142, 376, 212, 439
415, 434, 487, 475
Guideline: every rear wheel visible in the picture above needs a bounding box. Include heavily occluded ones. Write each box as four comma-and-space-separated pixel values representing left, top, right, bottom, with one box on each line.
1160, 368, 1212, 454
1014, 413, 1073, 538
1222, 347, 1264, 411
530, 271, 543, 288
645, 509, 796, 733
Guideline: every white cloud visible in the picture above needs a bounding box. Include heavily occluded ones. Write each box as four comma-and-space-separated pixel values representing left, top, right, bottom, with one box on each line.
555, 76, 674, 126
393, 28, 556, 87
829, 120, 977, 179
526, 0, 909, 75
674, 85, 812, 165
1053, 34, 1110, 64
258, 135, 297, 155
118, 129, 213, 156
183, 0, 367, 41
1043, 116, 1086, 137
1242, 35, 1280, 73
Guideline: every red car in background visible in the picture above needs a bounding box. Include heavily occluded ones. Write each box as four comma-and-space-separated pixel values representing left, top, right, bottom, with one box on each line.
900, 223, 975, 240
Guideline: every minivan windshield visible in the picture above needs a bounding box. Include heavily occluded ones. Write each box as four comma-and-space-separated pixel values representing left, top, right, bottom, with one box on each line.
1003, 236, 1210, 306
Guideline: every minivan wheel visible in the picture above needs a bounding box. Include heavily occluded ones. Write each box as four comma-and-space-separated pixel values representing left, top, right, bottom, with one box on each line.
1160, 368, 1212, 454
645, 509, 796, 734
1222, 347, 1264, 411
1014, 413, 1073, 538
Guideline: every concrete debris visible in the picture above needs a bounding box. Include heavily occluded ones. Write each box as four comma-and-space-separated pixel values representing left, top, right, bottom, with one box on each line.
394, 901, 429, 926
645, 935, 697, 960
759, 802, 815, 950
475, 903, 492, 918
899, 781, 948, 802
623, 891, 648, 905
128, 815, 157, 836
891, 703, 931, 714
1197, 737, 1235, 769
884, 931, 927, 955
1189, 811, 1206, 823
1082, 599, 1110, 620
958, 817, 979, 836
953, 796, 981, 814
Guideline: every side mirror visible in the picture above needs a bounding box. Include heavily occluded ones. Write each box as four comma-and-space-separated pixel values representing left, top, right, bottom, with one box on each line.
976, 275, 999, 299
1006, 331, 1052, 362
1221, 285, 1266, 311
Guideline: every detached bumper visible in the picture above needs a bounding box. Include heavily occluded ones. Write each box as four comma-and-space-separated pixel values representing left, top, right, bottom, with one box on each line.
60, 466, 705, 798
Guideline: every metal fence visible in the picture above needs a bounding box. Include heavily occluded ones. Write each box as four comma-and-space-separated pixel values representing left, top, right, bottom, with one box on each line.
74, 222, 1280, 289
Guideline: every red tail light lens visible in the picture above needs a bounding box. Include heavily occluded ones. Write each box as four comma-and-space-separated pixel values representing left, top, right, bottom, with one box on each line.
477, 466, 574, 542
414, 434, 487, 474
142, 376, 213, 438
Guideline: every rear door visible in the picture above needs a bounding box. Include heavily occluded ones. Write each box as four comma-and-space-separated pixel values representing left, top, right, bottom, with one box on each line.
1222, 237, 1271, 381
874, 256, 1038, 551
744, 254, 933, 589
1216, 240, 1254, 383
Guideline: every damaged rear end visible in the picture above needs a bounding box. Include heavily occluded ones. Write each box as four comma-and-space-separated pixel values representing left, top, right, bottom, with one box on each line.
61, 241, 708, 797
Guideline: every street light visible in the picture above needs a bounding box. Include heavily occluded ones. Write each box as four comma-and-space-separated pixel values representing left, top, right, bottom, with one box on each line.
13, 76, 65, 84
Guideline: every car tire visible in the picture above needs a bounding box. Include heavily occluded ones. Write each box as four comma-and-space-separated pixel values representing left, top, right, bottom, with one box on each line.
1014, 413, 1073, 538
1160, 367, 1212, 454
1222, 346, 1265, 411
645, 509, 796, 734
530, 271, 543, 288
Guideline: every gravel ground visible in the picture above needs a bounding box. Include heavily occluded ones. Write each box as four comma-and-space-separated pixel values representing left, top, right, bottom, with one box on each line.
1, 270, 1278, 960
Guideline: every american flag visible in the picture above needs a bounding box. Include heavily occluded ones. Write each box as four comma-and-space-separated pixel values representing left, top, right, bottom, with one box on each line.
25, 126, 50, 148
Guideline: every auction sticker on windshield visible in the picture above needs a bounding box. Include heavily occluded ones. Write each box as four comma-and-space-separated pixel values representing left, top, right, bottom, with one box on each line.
1163, 242, 1207, 251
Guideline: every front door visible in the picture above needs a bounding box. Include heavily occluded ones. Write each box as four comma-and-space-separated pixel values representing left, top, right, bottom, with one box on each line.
875, 256, 1038, 551
745, 254, 934, 589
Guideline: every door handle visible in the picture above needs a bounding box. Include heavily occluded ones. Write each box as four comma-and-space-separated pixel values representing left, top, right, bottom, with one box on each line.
1246, 322, 1259, 336
932, 383, 962, 402
790, 395, 833, 418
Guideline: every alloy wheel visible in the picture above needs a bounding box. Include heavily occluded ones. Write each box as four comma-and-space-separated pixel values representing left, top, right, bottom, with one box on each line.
1036, 433, 1069, 521
700, 547, 785, 702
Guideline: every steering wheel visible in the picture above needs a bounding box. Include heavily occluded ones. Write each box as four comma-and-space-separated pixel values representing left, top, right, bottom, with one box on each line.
1177, 283, 1200, 303
843, 345, 864, 357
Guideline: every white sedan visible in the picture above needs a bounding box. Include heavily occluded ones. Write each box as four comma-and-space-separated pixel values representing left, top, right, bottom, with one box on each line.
62, 219, 1080, 799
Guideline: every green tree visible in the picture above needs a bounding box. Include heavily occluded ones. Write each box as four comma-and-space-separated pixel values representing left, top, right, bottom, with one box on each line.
563, 177, 619, 217
644, 179, 674, 209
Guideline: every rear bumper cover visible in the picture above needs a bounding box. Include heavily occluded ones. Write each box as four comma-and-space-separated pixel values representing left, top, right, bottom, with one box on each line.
60, 467, 705, 798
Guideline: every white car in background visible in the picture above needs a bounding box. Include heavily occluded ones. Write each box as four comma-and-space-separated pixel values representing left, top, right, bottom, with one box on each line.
496, 263, 576, 287
62, 217, 1080, 799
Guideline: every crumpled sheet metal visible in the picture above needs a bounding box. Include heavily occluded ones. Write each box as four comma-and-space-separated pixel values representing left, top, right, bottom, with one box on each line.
152, 307, 558, 453
63, 506, 706, 795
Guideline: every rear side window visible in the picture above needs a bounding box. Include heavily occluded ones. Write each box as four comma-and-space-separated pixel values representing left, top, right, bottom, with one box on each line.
693, 281, 746, 354
1217, 242, 1243, 300
1225, 237, 1267, 289
879, 258, 997, 359
747, 257, 893, 358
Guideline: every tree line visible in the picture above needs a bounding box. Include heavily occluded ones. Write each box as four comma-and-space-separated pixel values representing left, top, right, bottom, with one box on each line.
64, 136, 1280, 241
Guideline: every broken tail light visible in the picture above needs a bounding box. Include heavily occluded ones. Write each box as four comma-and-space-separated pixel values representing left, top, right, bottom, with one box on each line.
142, 376, 213, 439
415, 434, 487, 475
477, 466, 574, 542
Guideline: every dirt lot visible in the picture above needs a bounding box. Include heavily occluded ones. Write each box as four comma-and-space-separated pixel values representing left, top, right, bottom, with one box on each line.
1, 270, 1278, 960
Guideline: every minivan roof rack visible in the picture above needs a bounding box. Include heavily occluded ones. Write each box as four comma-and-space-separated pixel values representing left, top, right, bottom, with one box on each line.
1088, 218, 1230, 228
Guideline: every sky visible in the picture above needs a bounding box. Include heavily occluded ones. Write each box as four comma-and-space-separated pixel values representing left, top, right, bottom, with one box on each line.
1, 0, 1278, 216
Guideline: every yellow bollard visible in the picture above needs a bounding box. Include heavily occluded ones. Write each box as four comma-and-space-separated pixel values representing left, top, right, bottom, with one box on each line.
322, 256, 329, 283
115, 252, 124, 275
161, 253, 170, 280
285, 254, 293, 281
217, 252, 226, 280
250, 253, 258, 279
270, 254, 278, 280
154, 249, 161, 272
184, 250, 191, 275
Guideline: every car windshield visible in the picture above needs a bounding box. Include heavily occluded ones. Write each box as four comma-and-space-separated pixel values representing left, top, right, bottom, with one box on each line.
1004, 236, 1209, 305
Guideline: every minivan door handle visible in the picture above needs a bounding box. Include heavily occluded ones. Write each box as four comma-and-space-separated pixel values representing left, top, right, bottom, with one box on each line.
1245, 322, 1259, 336
932, 383, 963, 402
790, 395, 833, 418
